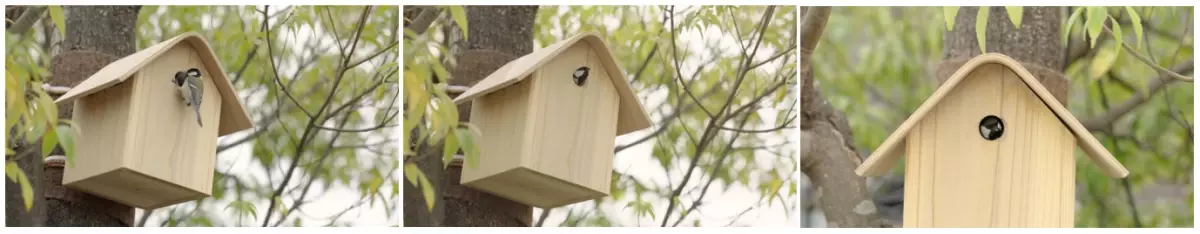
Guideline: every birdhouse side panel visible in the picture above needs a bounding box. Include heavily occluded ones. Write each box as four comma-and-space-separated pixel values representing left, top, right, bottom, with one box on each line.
992, 67, 1076, 227
125, 44, 220, 196
62, 78, 137, 186
460, 77, 535, 184
525, 41, 617, 195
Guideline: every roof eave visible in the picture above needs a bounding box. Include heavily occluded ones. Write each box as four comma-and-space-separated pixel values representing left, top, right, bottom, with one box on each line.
856, 53, 1128, 178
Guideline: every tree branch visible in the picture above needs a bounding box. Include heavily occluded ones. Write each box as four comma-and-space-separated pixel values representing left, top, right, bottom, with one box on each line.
1080, 61, 1193, 131
799, 6, 886, 227
260, 6, 374, 227
7, 6, 45, 35
1103, 25, 1193, 82
660, 6, 776, 227
404, 6, 442, 36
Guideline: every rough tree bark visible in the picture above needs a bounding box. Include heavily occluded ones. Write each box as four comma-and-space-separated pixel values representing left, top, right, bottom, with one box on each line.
799, 6, 887, 228
801, 6, 1066, 227
403, 6, 538, 227
4, 6, 140, 227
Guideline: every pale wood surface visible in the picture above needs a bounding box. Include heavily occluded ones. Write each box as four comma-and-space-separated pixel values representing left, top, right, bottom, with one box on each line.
451, 32, 651, 135
901, 63, 1077, 227
464, 168, 605, 208
127, 44, 220, 196
54, 32, 252, 136
461, 74, 533, 184
63, 77, 135, 186
857, 53, 1127, 178
66, 169, 206, 209
460, 41, 621, 208
62, 44, 221, 209
528, 42, 619, 194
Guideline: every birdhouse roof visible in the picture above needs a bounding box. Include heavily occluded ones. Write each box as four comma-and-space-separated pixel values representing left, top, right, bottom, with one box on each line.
855, 53, 1128, 178
452, 32, 652, 135
54, 32, 253, 136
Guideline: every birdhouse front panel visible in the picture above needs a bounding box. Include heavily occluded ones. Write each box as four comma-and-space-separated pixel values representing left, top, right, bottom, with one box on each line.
128, 43, 221, 195
525, 41, 620, 198
460, 41, 622, 208
901, 64, 1076, 227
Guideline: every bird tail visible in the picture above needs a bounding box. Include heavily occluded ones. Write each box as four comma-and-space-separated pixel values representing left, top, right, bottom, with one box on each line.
193, 106, 203, 127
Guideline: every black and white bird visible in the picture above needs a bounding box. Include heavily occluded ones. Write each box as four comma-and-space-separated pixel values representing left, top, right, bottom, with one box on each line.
572, 67, 590, 86
173, 68, 204, 127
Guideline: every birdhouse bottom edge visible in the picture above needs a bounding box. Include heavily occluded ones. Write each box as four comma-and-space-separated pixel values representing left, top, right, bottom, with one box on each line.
461, 167, 607, 209
63, 167, 210, 209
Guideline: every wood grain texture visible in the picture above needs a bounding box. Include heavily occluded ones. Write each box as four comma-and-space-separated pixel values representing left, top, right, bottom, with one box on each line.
128, 44, 220, 197
61, 44, 221, 209
451, 32, 650, 135
857, 53, 1126, 178
462, 75, 533, 185
460, 42, 620, 209
54, 32, 252, 136
900, 63, 1076, 227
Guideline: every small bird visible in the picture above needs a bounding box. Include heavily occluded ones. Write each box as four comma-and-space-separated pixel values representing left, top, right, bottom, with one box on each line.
173, 68, 204, 127
979, 116, 1004, 140
572, 67, 590, 86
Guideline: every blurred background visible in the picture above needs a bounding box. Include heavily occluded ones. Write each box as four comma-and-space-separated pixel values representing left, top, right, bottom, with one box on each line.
801, 6, 1192, 227
403, 6, 797, 226
6, 5, 399, 226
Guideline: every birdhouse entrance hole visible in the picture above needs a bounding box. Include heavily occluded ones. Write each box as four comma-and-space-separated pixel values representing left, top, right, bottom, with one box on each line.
979, 115, 1004, 140
572, 66, 589, 86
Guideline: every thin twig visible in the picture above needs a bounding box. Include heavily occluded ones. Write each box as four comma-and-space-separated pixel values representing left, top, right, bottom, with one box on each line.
1102, 25, 1193, 82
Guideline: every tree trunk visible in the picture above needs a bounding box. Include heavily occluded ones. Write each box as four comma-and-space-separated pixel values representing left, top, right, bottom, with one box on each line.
799, 6, 888, 228
403, 6, 538, 227
42, 6, 139, 227
940, 6, 1068, 104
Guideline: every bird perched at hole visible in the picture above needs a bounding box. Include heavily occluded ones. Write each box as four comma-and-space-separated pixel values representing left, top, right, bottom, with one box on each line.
173, 68, 203, 127
979, 116, 1004, 140
572, 67, 590, 86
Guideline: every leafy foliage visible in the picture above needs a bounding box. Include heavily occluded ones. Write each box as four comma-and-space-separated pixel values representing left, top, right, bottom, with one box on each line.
5, 5, 77, 212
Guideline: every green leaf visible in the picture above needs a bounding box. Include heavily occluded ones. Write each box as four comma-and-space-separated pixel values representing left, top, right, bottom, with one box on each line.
49, 6, 66, 38
1085, 7, 1109, 48
7, 162, 34, 211
1125, 6, 1144, 48
942, 7, 960, 30
448, 6, 469, 39
975, 7, 990, 53
1089, 45, 1118, 81
458, 124, 482, 169
1063, 7, 1085, 46
41, 125, 58, 158
441, 128, 459, 168
56, 124, 76, 166
19, 169, 33, 211
273, 196, 289, 218
403, 163, 420, 186
1005, 6, 1023, 28
1109, 16, 1123, 57
419, 173, 436, 212
6, 162, 19, 182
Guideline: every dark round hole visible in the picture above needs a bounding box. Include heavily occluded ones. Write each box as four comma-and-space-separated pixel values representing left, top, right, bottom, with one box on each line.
979, 115, 1004, 140
572, 66, 590, 86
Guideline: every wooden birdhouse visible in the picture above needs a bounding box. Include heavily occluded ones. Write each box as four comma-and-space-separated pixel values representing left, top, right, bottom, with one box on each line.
52, 32, 253, 209
452, 32, 652, 208
855, 54, 1129, 228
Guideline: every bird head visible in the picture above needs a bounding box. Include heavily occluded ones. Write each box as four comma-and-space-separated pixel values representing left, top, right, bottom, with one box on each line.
186, 68, 202, 78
